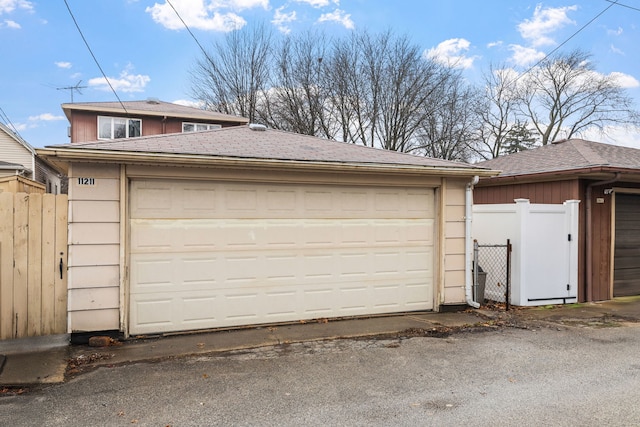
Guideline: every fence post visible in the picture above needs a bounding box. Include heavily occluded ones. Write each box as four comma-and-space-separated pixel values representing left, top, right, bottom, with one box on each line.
506, 239, 512, 311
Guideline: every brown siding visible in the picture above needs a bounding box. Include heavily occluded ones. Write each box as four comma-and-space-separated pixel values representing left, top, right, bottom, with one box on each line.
71, 113, 247, 143
70, 111, 98, 143
474, 179, 580, 204
589, 184, 613, 301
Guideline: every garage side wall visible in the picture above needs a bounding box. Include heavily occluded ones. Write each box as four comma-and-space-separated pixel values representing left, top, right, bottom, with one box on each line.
67, 163, 120, 332
442, 179, 467, 304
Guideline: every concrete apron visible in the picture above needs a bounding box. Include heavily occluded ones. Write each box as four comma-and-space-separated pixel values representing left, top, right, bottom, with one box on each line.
0, 334, 69, 386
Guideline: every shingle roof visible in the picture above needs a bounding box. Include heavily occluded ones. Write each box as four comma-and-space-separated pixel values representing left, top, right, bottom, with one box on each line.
477, 139, 640, 176
48, 125, 488, 170
61, 100, 249, 123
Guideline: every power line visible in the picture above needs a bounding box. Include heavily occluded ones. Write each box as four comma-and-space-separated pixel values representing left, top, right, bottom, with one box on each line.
514, 0, 620, 83
62, 0, 129, 116
165, 0, 213, 63
606, 0, 640, 13
0, 106, 26, 143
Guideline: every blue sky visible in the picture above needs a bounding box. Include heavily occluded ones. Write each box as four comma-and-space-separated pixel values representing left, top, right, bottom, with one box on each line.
1, 0, 639, 148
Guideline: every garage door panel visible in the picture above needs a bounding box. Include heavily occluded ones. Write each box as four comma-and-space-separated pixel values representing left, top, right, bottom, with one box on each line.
130, 179, 435, 335
614, 194, 640, 297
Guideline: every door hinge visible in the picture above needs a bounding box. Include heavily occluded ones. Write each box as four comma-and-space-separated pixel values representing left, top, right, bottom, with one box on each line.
568, 234, 572, 241
567, 284, 570, 291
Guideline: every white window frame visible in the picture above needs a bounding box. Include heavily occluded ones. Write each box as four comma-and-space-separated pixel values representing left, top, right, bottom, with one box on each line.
182, 122, 222, 133
98, 116, 142, 140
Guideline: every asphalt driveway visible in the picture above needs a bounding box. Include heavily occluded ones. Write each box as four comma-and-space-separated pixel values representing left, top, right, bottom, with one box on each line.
2, 310, 640, 426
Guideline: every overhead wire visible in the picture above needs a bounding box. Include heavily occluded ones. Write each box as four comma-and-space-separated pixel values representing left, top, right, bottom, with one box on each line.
0, 106, 25, 141
513, 0, 620, 83
62, 0, 129, 116
606, 0, 640, 13
165, 0, 211, 60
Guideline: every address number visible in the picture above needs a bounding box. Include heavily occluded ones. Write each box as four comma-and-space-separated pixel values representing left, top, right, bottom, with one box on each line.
77, 177, 96, 186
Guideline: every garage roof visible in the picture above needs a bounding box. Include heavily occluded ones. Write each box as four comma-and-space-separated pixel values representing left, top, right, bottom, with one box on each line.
478, 139, 640, 177
40, 125, 494, 175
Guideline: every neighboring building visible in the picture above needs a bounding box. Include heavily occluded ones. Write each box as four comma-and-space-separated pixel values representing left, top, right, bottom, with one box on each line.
38, 125, 495, 337
0, 122, 63, 193
475, 139, 640, 302
62, 99, 249, 143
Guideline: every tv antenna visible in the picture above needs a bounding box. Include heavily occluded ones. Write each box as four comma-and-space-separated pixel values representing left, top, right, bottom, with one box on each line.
56, 80, 87, 102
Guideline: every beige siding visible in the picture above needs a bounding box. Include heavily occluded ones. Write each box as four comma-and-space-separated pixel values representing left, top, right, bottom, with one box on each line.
0, 131, 33, 179
67, 163, 120, 332
442, 179, 467, 305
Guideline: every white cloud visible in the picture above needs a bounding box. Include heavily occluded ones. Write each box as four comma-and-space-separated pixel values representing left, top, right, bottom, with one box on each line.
317, 8, 354, 29
28, 113, 65, 122
209, 0, 268, 9
487, 41, 503, 49
582, 125, 640, 148
55, 61, 72, 69
610, 44, 624, 56
1, 18, 19, 28
607, 26, 623, 36
518, 4, 577, 47
0, 0, 33, 14
294, 0, 332, 7
146, 0, 268, 32
426, 38, 477, 69
173, 99, 204, 108
272, 6, 296, 34
88, 69, 150, 93
509, 44, 545, 67
609, 71, 639, 89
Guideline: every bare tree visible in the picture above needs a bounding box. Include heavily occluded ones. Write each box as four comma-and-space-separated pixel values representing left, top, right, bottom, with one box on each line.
474, 65, 524, 159
259, 31, 334, 138
415, 73, 481, 161
325, 30, 455, 152
190, 23, 273, 122
517, 49, 640, 145
375, 33, 453, 153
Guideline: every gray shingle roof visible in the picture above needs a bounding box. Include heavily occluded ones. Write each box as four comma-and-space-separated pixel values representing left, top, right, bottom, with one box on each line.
477, 139, 640, 176
49, 125, 487, 170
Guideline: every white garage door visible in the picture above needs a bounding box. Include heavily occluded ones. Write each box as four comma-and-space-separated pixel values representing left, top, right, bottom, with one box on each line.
129, 179, 434, 335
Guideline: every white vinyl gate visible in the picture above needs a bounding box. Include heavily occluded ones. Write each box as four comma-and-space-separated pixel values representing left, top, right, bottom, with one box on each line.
129, 179, 435, 335
473, 199, 580, 306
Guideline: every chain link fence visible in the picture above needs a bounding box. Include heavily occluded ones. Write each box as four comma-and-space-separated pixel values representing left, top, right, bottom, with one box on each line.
473, 240, 512, 310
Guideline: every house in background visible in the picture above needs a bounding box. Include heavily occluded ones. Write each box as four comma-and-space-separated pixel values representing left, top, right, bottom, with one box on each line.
0, 122, 62, 193
62, 99, 249, 143
38, 125, 495, 337
474, 139, 640, 302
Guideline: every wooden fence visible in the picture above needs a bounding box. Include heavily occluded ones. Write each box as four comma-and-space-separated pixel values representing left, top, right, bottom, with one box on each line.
0, 192, 68, 340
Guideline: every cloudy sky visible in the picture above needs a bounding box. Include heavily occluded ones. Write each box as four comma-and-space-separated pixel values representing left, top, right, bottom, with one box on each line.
1, 0, 639, 147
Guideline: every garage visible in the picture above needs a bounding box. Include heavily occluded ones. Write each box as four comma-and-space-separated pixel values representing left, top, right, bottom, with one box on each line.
39, 124, 495, 336
129, 179, 435, 335
614, 193, 640, 297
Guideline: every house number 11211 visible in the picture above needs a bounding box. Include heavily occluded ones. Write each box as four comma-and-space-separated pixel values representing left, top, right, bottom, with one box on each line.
77, 177, 95, 186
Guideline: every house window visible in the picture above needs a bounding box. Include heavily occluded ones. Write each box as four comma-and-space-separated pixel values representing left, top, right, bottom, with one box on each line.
182, 122, 221, 133
98, 116, 142, 139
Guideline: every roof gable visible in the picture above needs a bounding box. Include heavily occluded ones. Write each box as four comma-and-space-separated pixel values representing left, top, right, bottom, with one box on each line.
477, 139, 640, 177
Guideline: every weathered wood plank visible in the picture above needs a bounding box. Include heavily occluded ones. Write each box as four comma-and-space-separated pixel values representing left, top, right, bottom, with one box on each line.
41, 194, 56, 335
54, 194, 68, 334
0, 192, 14, 339
27, 193, 43, 336
13, 193, 29, 338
